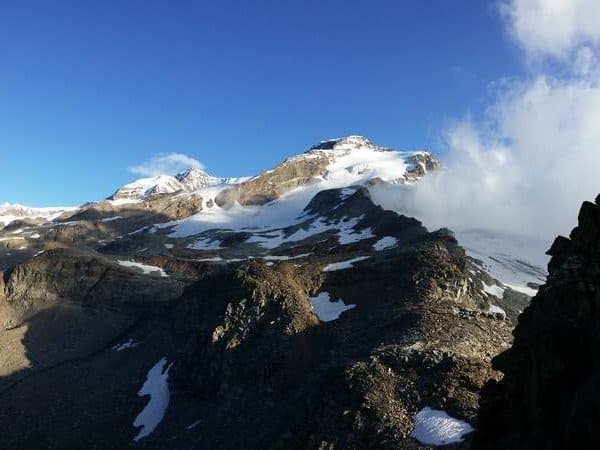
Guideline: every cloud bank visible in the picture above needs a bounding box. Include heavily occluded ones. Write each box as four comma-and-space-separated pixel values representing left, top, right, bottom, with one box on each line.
130, 153, 204, 177
500, 0, 600, 59
374, 0, 600, 247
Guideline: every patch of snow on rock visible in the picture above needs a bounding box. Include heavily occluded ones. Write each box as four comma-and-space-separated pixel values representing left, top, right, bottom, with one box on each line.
133, 357, 173, 441
410, 407, 474, 446
505, 283, 538, 297
488, 304, 507, 319
262, 253, 311, 261
323, 256, 371, 272
309, 292, 356, 322
117, 260, 168, 277
99, 215, 123, 222
373, 236, 398, 251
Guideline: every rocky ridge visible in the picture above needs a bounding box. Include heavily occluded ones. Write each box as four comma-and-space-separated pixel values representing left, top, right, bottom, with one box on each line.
474, 195, 600, 450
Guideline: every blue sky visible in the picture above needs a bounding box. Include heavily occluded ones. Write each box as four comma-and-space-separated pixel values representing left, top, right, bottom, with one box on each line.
1, 1, 523, 206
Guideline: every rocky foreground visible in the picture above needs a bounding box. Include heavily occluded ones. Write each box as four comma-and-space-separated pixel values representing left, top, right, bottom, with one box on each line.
0, 136, 566, 449
473, 196, 600, 450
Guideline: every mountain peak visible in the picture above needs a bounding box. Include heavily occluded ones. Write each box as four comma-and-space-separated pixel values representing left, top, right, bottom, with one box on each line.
309, 135, 375, 151
175, 166, 220, 191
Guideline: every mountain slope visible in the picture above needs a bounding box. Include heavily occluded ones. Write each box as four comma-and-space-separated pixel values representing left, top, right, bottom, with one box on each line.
0, 135, 543, 449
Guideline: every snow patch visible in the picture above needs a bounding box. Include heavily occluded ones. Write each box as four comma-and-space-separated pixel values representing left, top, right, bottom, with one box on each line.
323, 256, 370, 272
99, 215, 123, 222
410, 407, 474, 446
373, 236, 398, 251
309, 292, 356, 322
117, 260, 168, 277
457, 230, 547, 295
133, 357, 172, 441
481, 281, 505, 298
505, 283, 539, 297
262, 253, 311, 261
488, 304, 507, 319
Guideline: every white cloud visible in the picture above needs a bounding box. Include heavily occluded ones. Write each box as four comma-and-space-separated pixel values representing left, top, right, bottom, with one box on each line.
375, 75, 600, 242
500, 0, 600, 59
372, 1, 600, 248
130, 153, 204, 177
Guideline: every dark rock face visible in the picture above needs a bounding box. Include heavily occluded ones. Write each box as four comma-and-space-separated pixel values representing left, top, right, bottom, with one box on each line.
474, 196, 600, 450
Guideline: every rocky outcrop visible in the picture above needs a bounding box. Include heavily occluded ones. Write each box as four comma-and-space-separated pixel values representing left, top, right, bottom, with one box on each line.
474, 196, 600, 449
0, 247, 186, 330
404, 152, 441, 180
71, 193, 203, 222
215, 155, 330, 208
169, 213, 511, 448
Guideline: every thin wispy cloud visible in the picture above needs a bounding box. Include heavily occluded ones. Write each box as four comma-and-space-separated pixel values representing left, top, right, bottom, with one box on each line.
130, 153, 205, 177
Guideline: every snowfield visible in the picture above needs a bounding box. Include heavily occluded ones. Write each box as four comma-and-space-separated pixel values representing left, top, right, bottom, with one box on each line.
133, 357, 173, 441
410, 407, 474, 446
309, 292, 356, 322
481, 281, 505, 298
152, 137, 427, 251
372, 236, 398, 251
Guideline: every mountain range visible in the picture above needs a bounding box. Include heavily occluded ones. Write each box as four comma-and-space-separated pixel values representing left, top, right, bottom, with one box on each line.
0, 135, 579, 449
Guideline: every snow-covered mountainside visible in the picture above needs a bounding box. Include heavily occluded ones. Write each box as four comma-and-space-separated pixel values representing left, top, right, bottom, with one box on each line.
0, 203, 77, 227
302, 135, 439, 185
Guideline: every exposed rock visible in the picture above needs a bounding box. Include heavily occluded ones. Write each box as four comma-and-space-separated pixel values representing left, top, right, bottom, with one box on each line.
404, 152, 441, 180
71, 193, 203, 222
474, 196, 600, 450
1, 247, 187, 329
169, 213, 511, 448
140, 193, 203, 219
215, 155, 330, 208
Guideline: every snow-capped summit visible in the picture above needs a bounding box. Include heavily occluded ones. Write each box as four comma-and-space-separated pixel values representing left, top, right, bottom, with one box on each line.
296, 135, 440, 185
0, 203, 77, 227
175, 167, 223, 191
111, 175, 185, 200
309, 135, 378, 151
